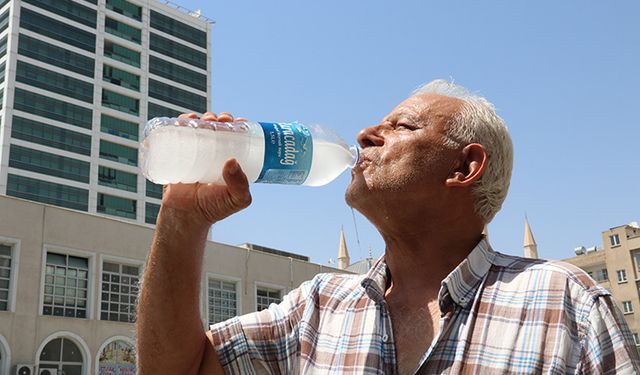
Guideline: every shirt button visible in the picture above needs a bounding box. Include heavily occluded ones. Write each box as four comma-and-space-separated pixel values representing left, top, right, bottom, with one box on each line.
382, 334, 388, 342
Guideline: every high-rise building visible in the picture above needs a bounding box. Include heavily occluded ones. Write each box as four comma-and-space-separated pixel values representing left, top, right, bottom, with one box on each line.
0, 0, 212, 226
563, 222, 640, 348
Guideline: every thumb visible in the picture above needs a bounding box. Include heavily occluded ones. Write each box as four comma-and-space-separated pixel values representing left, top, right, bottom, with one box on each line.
222, 159, 252, 208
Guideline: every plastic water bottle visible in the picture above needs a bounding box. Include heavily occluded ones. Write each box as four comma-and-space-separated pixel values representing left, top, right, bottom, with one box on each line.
140, 117, 360, 186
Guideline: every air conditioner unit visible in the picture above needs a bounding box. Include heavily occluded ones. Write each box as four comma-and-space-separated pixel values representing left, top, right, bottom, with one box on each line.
14, 364, 34, 375
38, 369, 57, 375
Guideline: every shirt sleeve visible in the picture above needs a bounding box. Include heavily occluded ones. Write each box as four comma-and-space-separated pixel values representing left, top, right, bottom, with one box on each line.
209, 281, 311, 375
580, 292, 640, 374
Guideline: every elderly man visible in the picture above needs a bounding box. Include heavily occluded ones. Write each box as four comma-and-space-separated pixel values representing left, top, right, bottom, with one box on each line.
137, 80, 640, 374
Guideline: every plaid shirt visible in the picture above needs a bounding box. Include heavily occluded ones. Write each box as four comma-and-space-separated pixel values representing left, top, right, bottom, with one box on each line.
210, 239, 640, 374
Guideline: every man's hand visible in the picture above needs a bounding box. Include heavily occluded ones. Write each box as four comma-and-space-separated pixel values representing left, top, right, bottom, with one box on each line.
137, 111, 248, 375
162, 111, 252, 227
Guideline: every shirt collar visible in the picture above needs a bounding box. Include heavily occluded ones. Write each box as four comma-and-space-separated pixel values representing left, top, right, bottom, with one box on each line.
360, 237, 496, 308
438, 237, 495, 309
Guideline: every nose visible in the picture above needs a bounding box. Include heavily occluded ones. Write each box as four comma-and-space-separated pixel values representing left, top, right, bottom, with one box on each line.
357, 124, 385, 149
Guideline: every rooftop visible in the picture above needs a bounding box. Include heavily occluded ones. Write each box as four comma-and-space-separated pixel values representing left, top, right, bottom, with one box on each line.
155, 0, 215, 24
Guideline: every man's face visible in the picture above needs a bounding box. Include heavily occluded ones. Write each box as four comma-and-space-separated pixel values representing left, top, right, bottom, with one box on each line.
345, 93, 464, 210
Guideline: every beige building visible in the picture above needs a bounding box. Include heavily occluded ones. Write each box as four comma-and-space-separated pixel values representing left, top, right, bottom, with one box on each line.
562, 222, 640, 347
0, 195, 346, 374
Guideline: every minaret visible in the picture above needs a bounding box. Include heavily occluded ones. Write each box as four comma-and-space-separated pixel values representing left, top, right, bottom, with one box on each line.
523, 216, 539, 259
338, 227, 350, 270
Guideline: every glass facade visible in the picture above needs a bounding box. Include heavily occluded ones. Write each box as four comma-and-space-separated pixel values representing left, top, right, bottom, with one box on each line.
0, 9, 9, 34
14, 88, 93, 130
101, 114, 139, 141
98, 166, 137, 192
102, 89, 139, 116
149, 55, 207, 92
9, 144, 90, 183
103, 65, 140, 91
20, 8, 96, 52
106, 0, 142, 22
0, 244, 11, 311
43, 252, 88, 318
208, 278, 238, 324
145, 202, 160, 224
97, 193, 137, 220
150, 10, 207, 48
16, 61, 94, 103
0, 61, 4, 85
99, 140, 137, 166
11, 116, 92, 156
18, 34, 95, 78
0, 35, 7, 57
6, 174, 89, 211
104, 40, 140, 68
147, 102, 184, 120
105, 17, 141, 44
23, 0, 97, 28
145, 180, 163, 199
100, 261, 139, 322
150, 33, 207, 70
149, 79, 207, 113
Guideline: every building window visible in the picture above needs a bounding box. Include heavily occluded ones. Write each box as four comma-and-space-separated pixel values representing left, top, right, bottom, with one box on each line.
587, 271, 594, 279
102, 89, 139, 116
617, 269, 628, 284
256, 286, 282, 311
148, 102, 183, 120
101, 114, 139, 141
9, 144, 90, 183
149, 55, 207, 92
623, 301, 634, 314
150, 10, 206, 48
22, 0, 97, 28
148, 78, 207, 113
14, 88, 93, 130
600, 268, 609, 281
103, 65, 140, 91
634, 333, 640, 346
106, 0, 142, 22
16, 59, 94, 103
43, 252, 89, 318
98, 339, 137, 374
11, 115, 92, 156
20, 8, 96, 53
150, 33, 207, 70
610, 234, 621, 247
145, 202, 160, 225
99, 140, 138, 166
7, 174, 89, 212
18, 33, 95, 77
98, 166, 138, 193
100, 261, 139, 323
0, 244, 12, 311
104, 39, 141, 68
146, 180, 163, 199
38, 337, 84, 374
208, 278, 238, 325
97, 193, 137, 220
105, 17, 141, 44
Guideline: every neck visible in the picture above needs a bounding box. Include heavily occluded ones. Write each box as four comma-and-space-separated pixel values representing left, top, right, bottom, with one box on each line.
375, 209, 485, 295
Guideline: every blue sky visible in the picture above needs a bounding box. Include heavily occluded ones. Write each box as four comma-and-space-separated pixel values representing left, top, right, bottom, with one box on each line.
173, 0, 639, 264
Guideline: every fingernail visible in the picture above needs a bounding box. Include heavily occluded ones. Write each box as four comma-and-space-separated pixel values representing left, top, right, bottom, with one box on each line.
228, 161, 239, 175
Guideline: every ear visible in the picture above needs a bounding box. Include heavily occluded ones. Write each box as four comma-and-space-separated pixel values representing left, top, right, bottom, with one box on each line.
445, 143, 488, 187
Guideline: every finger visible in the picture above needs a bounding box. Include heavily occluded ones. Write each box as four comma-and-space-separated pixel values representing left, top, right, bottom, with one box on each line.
235, 117, 248, 122
202, 112, 218, 122
217, 112, 233, 122
178, 112, 199, 119
221, 159, 252, 208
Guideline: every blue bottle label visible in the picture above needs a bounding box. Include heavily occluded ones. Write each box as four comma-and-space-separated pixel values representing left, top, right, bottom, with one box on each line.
256, 122, 313, 185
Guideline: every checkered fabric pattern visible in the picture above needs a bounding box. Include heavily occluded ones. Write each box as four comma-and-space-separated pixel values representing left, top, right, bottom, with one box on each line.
210, 238, 640, 374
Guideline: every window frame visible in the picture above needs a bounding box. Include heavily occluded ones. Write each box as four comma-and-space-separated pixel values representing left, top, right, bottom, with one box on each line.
40, 244, 96, 320
610, 234, 621, 247
98, 254, 143, 324
0, 236, 21, 313
205, 273, 242, 327
616, 269, 628, 284
254, 281, 286, 312
623, 301, 634, 314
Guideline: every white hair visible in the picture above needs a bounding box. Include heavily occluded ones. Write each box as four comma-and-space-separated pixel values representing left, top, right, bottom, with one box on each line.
413, 79, 514, 223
